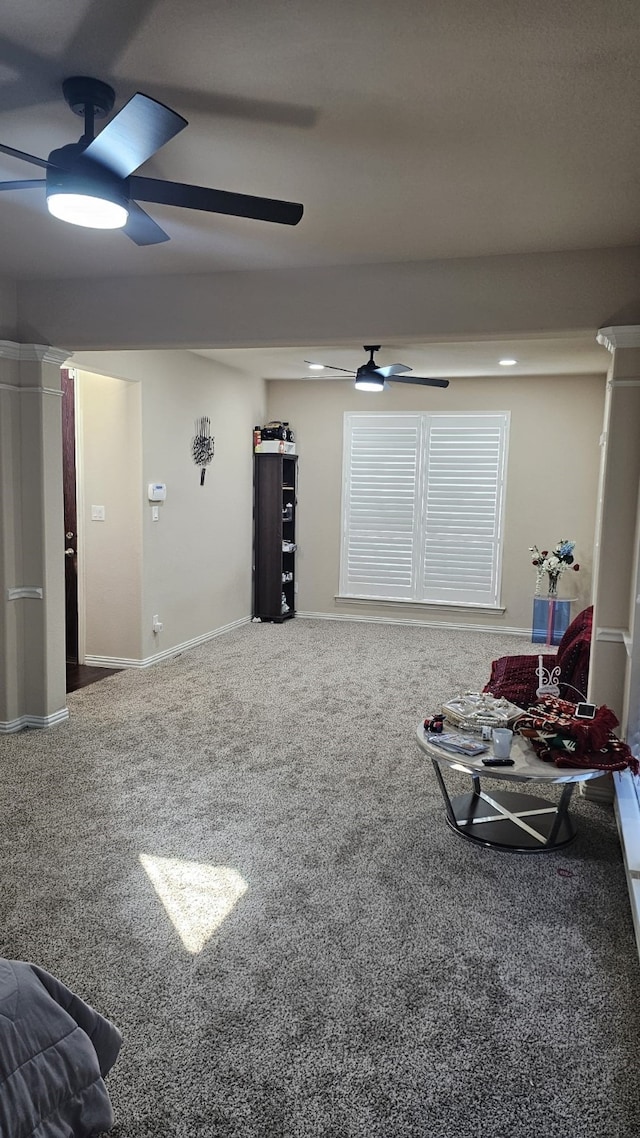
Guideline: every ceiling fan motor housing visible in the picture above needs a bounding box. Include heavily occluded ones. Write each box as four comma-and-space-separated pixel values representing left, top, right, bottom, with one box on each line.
357, 346, 383, 379
46, 144, 128, 214
357, 360, 381, 379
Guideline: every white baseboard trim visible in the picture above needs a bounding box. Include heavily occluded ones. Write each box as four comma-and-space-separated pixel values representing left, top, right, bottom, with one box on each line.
0, 707, 69, 734
296, 611, 530, 637
84, 615, 251, 670
614, 770, 640, 961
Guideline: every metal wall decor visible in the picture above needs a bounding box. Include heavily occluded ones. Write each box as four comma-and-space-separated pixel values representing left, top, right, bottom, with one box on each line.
192, 416, 215, 485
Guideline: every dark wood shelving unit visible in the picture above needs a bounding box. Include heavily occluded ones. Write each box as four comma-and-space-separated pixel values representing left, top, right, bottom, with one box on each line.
253, 453, 297, 622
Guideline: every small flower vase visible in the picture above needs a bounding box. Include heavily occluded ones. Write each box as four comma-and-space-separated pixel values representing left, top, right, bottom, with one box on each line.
547, 571, 560, 597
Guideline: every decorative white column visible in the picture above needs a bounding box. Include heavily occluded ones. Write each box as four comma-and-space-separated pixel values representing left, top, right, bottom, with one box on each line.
0, 341, 72, 731
583, 326, 640, 802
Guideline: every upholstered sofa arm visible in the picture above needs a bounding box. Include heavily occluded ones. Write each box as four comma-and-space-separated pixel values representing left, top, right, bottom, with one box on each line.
483, 606, 593, 710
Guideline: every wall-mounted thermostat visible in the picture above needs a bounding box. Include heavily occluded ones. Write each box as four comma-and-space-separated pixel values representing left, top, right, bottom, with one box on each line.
148, 483, 167, 502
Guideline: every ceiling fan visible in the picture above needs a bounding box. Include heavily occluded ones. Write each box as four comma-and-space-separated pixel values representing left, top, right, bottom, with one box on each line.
0, 76, 304, 245
304, 346, 450, 392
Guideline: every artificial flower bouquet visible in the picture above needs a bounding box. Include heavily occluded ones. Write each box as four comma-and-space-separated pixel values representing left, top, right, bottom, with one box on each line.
530, 539, 580, 595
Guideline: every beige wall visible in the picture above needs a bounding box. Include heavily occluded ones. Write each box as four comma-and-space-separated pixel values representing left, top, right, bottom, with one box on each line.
268, 372, 606, 631
74, 351, 266, 663
76, 371, 143, 661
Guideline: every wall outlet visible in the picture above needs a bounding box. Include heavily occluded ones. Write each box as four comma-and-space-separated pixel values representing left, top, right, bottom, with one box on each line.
152, 615, 163, 633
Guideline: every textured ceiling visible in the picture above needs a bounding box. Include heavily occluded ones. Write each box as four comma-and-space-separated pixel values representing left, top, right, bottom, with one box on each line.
1, 0, 639, 280
192, 336, 610, 380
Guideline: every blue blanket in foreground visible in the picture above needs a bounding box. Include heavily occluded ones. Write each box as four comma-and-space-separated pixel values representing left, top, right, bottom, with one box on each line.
0, 958, 122, 1137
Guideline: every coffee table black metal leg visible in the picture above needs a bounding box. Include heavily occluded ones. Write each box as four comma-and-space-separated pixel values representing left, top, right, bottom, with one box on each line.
545, 782, 575, 847
429, 758, 578, 851
431, 758, 460, 830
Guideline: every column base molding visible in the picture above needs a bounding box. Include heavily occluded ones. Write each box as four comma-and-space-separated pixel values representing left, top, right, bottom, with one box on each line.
579, 773, 615, 804
0, 708, 69, 734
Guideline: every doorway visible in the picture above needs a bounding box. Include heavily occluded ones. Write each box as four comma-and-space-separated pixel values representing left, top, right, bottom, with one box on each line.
61, 367, 78, 666
61, 367, 121, 693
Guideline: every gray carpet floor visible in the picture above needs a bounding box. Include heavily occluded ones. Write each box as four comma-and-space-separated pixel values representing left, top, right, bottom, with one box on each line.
1, 619, 639, 1137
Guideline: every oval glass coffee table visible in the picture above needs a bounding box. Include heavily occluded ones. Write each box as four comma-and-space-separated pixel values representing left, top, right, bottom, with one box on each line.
416, 724, 604, 852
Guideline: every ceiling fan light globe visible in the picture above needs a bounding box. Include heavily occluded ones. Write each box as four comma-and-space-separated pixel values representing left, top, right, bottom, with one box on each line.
46, 150, 129, 230
355, 377, 384, 392
47, 191, 128, 229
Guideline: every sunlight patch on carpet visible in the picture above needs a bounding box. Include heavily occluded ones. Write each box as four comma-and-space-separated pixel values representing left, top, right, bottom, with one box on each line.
139, 854, 248, 954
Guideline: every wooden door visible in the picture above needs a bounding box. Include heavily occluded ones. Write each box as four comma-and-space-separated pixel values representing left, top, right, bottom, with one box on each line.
61, 368, 78, 663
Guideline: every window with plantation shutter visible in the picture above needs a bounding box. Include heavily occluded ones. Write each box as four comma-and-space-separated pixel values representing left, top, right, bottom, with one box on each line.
340, 412, 509, 607
340, 415, 421, 599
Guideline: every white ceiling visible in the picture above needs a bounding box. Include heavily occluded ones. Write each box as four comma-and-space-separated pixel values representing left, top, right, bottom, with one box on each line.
1, 0, 639, 281
193, 336, 610, 380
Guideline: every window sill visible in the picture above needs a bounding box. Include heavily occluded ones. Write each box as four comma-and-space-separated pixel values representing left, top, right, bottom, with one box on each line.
335, 595, 506, 616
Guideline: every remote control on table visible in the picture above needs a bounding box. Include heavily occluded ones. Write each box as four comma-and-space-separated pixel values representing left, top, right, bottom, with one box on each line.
482, 757, 515, 766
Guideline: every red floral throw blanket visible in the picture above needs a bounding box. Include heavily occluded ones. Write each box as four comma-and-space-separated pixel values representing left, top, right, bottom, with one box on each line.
516, 696, 639, 774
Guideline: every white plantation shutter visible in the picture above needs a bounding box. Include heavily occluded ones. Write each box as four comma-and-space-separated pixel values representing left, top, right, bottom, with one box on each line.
340, 411, 509, 606
340, 414, 422, 599
421, 415, 508, 605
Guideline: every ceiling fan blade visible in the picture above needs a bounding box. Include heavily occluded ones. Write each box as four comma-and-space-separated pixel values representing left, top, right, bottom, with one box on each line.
131, 175, 304, 226
0, 143, 51, 170
303, 360, 355, 374
0, 179, 46, 191
83, 93, 188, 178
375, 363, 412, 378
123, 201, 170, 246
387, 376, 450, 388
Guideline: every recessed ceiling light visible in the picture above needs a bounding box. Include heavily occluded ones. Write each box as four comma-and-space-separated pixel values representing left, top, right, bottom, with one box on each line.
499, 358, 517, 366
308, 363, 324, 370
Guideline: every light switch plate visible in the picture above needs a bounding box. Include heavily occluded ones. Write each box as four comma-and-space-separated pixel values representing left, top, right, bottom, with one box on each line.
91, 505, 106, 521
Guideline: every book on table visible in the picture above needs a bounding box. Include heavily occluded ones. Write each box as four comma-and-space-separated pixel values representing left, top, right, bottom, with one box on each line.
425, 732, 488, 757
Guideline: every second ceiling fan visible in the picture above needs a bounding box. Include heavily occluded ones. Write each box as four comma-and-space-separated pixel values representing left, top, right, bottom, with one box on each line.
305, 346, 450, 392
